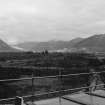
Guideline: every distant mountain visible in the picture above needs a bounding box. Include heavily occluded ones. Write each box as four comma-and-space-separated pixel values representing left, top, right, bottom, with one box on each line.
16, 38, 83, 52
73, 34, 105, 52
0, 39, 20, 52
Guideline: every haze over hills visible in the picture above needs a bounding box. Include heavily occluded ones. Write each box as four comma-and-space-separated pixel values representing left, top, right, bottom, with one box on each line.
0, 34, 105, 53
16, 38, 83, 52
16, 34, 105, 53
0, 39, 21, 52
73, 34, 105, 52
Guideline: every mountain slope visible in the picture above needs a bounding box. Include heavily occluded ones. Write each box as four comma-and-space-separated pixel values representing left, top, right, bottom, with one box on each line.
73, 34, 105, 52
16, 38, 83, 51
0, 39, 20, 52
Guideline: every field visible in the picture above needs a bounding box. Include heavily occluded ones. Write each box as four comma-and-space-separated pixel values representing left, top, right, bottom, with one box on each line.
0, 52, 105, 104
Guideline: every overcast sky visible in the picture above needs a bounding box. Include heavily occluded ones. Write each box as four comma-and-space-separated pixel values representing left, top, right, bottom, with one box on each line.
0, 0, 105, 44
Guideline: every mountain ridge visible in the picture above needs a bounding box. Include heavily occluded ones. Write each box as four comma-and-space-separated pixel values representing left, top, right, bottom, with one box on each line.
0, 39, 21, 52
16, 34, 105, 53
73, 34, 105, 52
16, 38, 84, 52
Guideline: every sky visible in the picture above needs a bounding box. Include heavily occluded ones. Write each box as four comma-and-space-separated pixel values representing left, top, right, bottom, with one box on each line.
0, 0, 105, 44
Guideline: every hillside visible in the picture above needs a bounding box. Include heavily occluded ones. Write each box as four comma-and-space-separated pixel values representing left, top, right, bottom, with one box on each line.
0, 39, 20, 52
73, 34, 105, 52
16, 38, 83, 52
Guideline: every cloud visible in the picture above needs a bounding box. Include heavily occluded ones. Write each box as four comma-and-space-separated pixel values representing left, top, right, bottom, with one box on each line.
0, 0, 105, 44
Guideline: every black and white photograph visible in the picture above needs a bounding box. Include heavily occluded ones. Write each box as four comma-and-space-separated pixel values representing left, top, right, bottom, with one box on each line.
0, 0, 105, 105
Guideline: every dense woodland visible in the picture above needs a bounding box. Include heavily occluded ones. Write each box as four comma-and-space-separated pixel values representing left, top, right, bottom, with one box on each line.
0, 51, 105, 101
